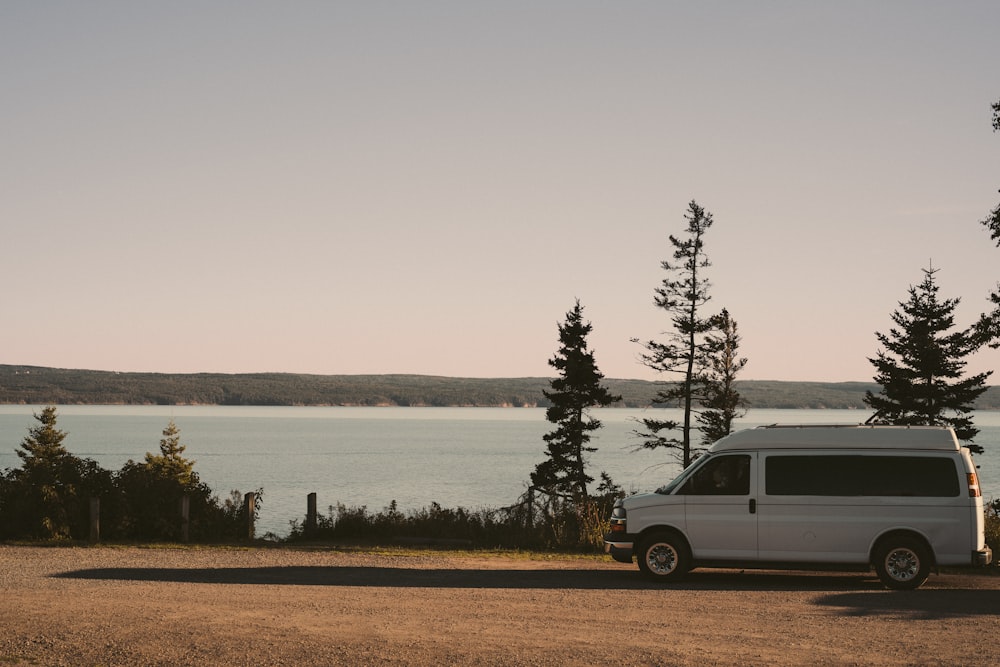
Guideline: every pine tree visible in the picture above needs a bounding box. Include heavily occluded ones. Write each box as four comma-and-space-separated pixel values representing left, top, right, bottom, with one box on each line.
982, 99, 1000, 245
982, 263, 1000, 351
143, 420, 196, 487
531, 300, 621, 503
12, 406, 77, 539
17, 406, 69, 467
864, 266, 992, 451
697, 309, 748, 446
978, 98, 1000, 349
633, 200, 722, 466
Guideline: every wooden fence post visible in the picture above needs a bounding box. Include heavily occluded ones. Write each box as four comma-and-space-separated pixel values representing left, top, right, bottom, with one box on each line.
89, 497, 100, 543
180, 495, 190, 543
306, 492, 317, 536
243, 492, 256, 541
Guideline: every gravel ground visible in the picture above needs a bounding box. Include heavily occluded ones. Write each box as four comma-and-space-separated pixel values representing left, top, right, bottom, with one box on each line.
1, 544, 998, 666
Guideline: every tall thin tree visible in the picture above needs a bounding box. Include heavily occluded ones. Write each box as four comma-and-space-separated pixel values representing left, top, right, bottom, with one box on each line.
864, 265, 992, 451
633, 200, 721, 467
979, 97, 1000, 349
531, 300, 621, 503
982, 98, 1000, 245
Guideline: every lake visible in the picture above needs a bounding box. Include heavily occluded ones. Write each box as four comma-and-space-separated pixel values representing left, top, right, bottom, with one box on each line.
1, 405, 998, 538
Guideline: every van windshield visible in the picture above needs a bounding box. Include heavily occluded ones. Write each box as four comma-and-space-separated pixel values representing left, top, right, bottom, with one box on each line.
655, 456, 707, 495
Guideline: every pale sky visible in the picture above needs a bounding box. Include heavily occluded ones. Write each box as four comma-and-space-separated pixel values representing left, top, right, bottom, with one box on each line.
2, 1, 999, 383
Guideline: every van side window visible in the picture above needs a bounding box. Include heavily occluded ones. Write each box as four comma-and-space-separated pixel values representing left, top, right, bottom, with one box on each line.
679, 455, 750, 495
765, 456, 959, 497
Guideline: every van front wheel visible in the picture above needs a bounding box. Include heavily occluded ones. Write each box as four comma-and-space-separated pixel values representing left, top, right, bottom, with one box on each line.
637, 531, 690, 582
875, 537, 930, 590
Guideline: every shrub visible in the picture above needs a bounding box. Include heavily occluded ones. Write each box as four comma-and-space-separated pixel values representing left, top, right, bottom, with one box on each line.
0, 448, 114, 541
113, 463, 259, 542
286, 499, 531, 548
285, 483, 624, 552
986, 499, 1000, 568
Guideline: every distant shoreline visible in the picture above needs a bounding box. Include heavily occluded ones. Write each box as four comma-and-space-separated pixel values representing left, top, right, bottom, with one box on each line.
3, 365, 999, 410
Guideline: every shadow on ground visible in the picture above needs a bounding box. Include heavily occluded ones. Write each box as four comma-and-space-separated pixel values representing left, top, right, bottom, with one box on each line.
52, 565, 898, 592
48, 564, 1000, 620
814, 589, 1000, 619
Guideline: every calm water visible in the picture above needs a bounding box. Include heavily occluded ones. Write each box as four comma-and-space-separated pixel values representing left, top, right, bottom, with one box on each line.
1, 405, 998, 538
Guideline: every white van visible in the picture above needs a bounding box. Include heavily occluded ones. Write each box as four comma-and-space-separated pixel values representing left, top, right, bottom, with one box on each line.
605, 425, 992, 589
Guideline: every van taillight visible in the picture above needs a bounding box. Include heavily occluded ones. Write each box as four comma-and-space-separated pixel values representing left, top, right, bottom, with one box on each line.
967, 472, 981, 498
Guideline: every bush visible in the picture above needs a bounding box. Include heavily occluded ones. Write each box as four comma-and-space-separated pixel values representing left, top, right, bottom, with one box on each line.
986, 499, 1000, 568
285, 480, 625, 552
113, 462, 261, 542
285, 500, 517, 547
0, 454, 115, 541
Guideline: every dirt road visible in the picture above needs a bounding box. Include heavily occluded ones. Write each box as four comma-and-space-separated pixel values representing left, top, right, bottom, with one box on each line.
1, 545, 997, 665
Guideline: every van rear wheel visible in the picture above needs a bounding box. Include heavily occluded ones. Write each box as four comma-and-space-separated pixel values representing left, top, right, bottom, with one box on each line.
875, 537, 930, 590
637, 531, 690, 582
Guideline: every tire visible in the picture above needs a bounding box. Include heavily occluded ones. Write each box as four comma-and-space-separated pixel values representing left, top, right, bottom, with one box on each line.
637, 531, 690, 582
874, 536, 931, 590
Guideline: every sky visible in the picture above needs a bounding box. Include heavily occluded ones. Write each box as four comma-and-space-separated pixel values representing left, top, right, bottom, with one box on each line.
2, 1, 999, 383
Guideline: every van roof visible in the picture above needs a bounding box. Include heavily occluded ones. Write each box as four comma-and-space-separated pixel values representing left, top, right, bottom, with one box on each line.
708, 424, 961, 452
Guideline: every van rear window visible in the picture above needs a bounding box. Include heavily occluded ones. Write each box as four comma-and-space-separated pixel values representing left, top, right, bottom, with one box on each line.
765, 455, 959, 497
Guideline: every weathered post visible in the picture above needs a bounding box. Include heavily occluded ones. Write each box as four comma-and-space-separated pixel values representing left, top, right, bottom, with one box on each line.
306, 492, 317, 537
243, 491, 256, 541
180, 495, 190, 543
89, 497, 100, 543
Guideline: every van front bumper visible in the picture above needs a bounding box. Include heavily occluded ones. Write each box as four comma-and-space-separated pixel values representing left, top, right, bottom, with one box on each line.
974, 546, 992, 567
604, 534, 635, 564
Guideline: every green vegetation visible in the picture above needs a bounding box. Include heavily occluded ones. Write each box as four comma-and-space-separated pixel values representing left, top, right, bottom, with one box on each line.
864, 266, 994, 450
981, 97, 1000, 249
0, 407, 260, 542
531, 300, 620, 503
287, 501, 526, 548
696, 309, 749, 446
986, 499, 1000, 570
2, 406, 109, 540
0, 406, 619, 550
142, 420, 195, 486
528, 300, 623, 548
981, 98, 1000, 355
285, 496, 621, 552
2, 365, 998, 409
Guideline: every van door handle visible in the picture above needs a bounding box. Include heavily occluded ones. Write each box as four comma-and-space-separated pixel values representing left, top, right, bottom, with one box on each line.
749, 499, 756, 514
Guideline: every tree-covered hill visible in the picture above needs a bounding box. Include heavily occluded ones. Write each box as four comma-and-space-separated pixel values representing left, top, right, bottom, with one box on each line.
1, 365, 998, 410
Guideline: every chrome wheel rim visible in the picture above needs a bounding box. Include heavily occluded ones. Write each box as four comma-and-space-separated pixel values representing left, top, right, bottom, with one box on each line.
885, 548, 919, 582
646, 543, 678, 575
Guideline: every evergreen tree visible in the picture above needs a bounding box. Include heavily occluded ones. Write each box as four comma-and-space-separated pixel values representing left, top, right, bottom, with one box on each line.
864, 266, 992, 451
985, 197, 1000, 247
12, 406, 74, 538
531, 300, 621, 503
697, 309, 748, 446
978, 98, 1000, 349
143, 419, 195, 487
4, 406, 107, 539
633, 200, 722, 467
982, 99, 1000, 245
117, 420, 202, 540
16, 405, 69, 467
